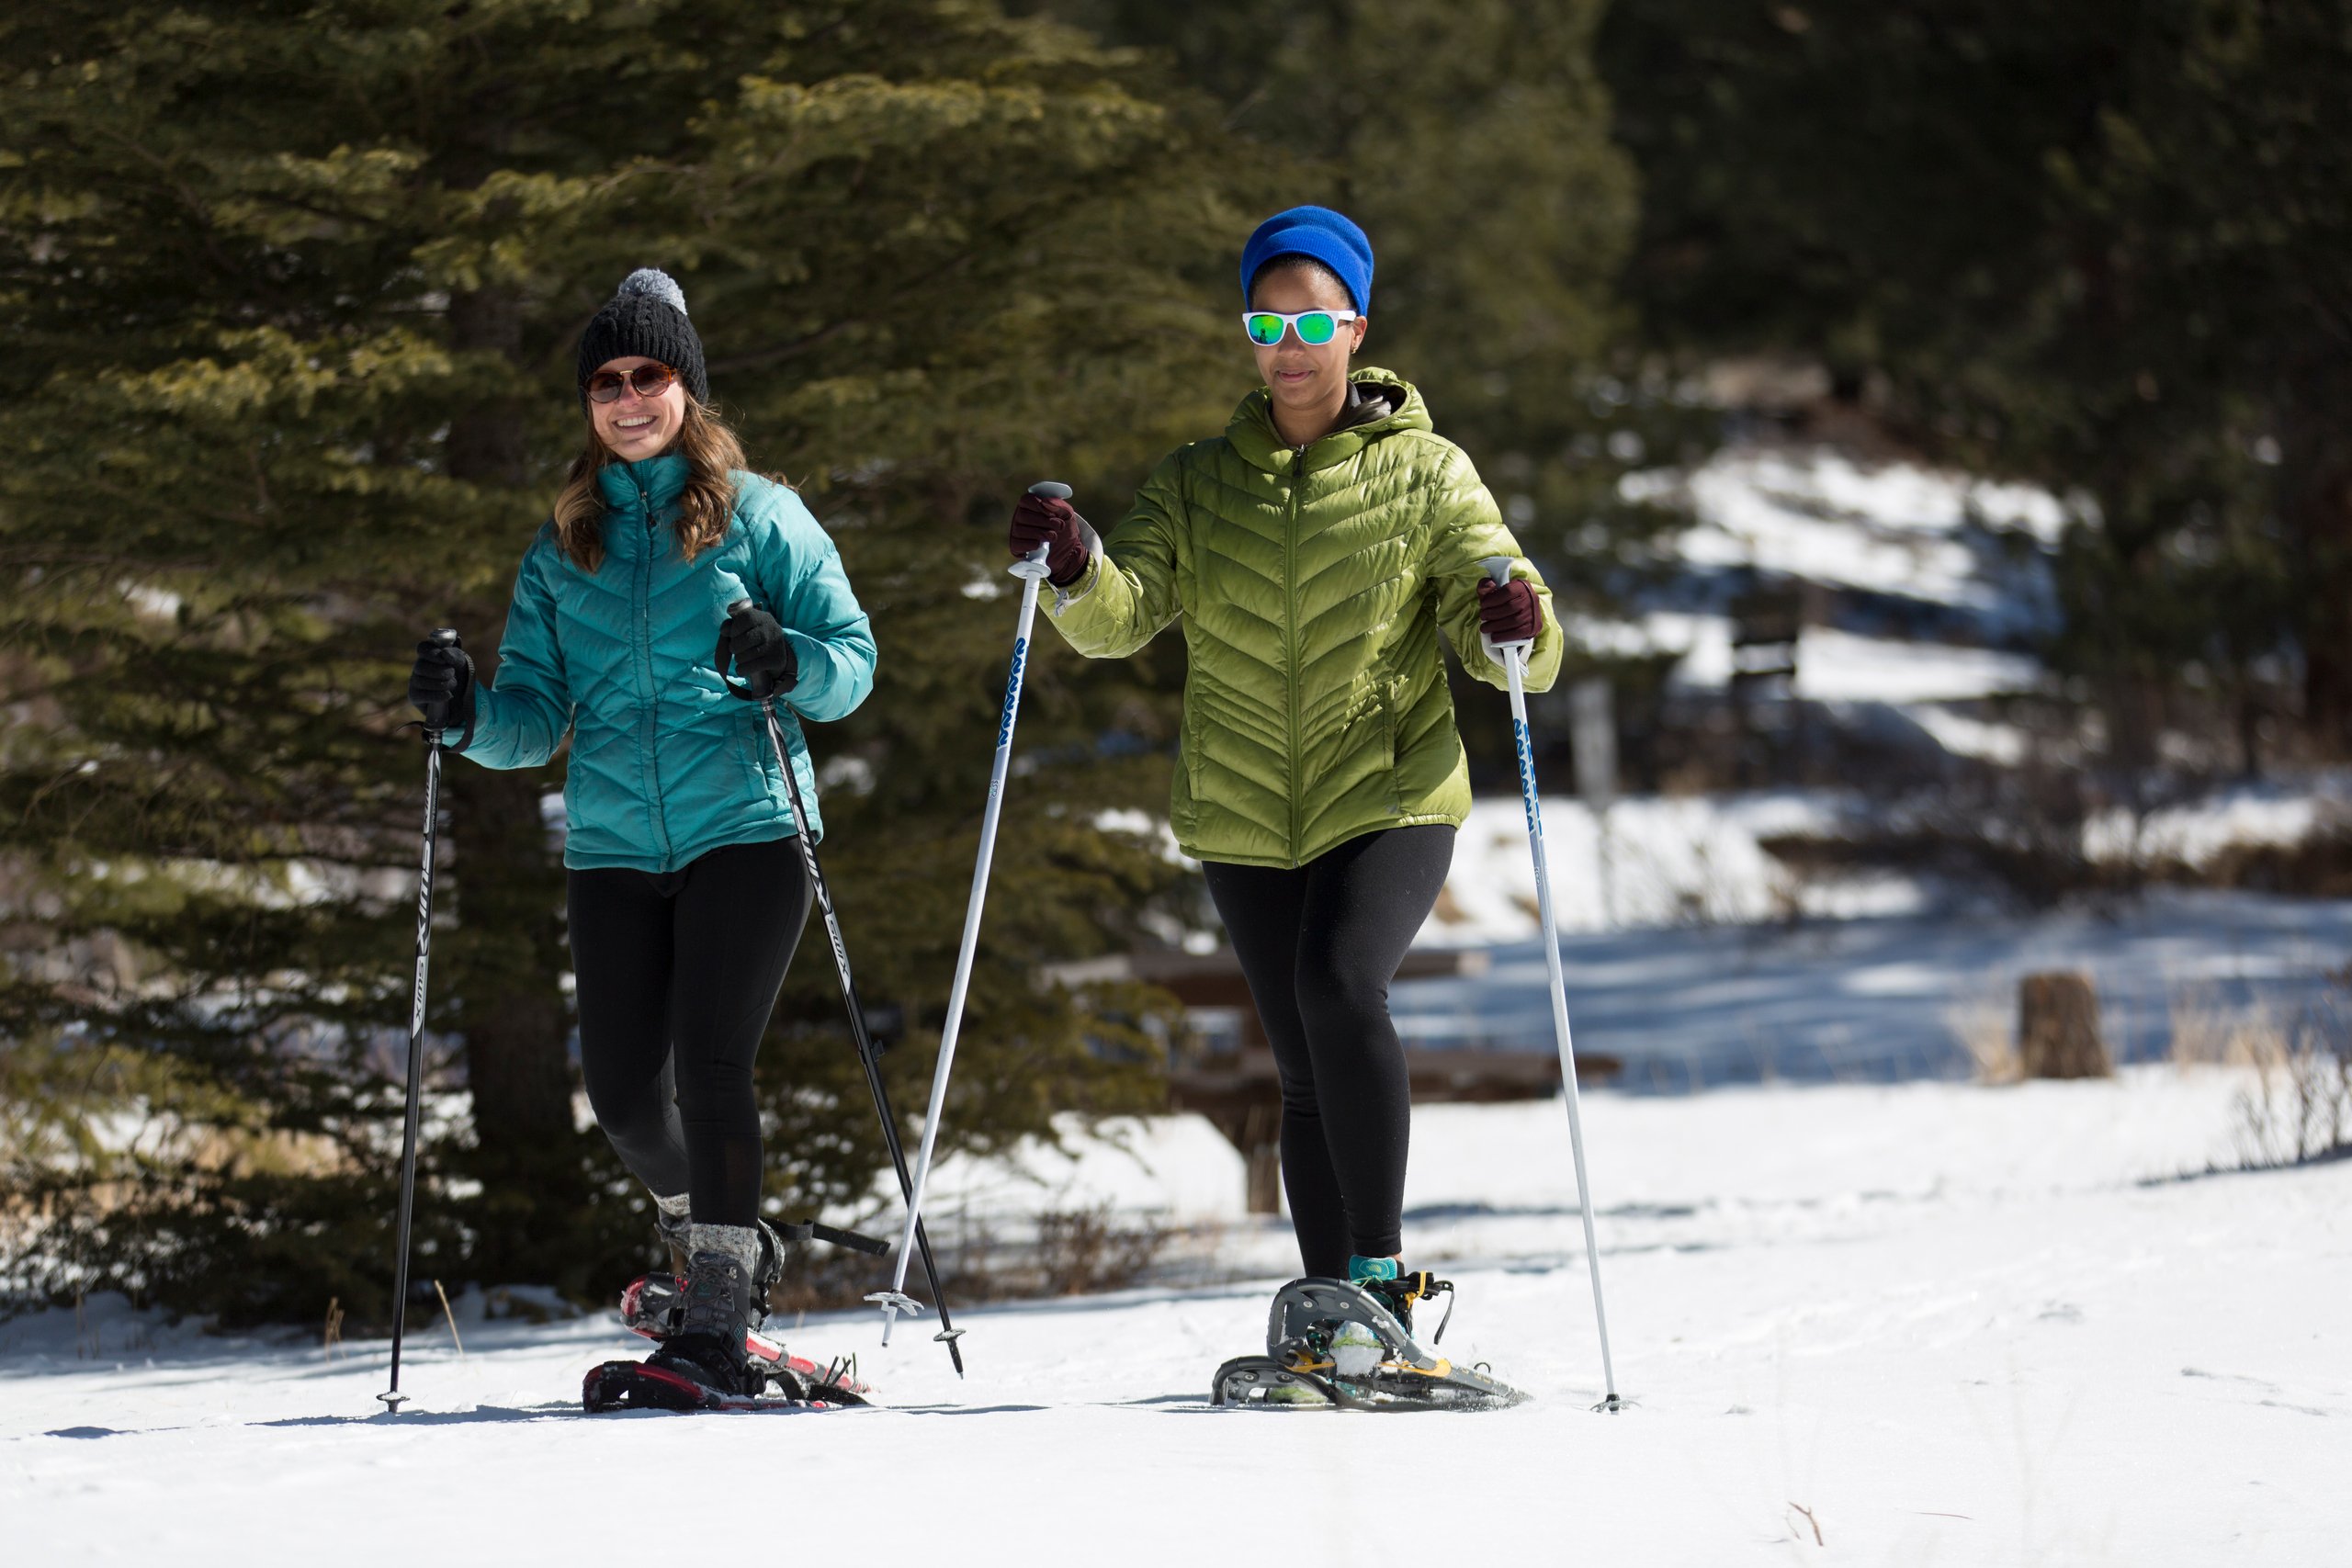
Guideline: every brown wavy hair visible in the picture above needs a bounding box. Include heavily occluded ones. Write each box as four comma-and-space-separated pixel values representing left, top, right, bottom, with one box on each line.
551, 394, 748, 573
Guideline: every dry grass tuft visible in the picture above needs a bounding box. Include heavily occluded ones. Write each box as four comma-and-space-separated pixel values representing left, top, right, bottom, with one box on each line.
2171, 979, 2352, 1167
1945, 980, 2021, 1084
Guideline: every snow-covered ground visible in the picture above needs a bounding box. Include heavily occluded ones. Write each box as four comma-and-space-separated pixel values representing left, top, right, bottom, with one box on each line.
1405, 883, 2352, 1085
9, 442, 2342, 1564
5, 1069, 2344, 1566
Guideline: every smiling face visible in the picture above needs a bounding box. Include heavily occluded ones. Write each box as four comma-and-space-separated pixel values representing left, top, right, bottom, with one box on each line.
1249, 261, 1370, 447
587, 355, 686, 461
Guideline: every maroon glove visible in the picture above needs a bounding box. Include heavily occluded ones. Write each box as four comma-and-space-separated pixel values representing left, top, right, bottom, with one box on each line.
1477, 576, 1542, 642
1009, 492, 1092, 587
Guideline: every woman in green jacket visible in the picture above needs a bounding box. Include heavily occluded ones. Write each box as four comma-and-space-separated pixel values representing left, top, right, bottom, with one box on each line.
407, 268, 876, 1407
1009, 208, 1562, 1314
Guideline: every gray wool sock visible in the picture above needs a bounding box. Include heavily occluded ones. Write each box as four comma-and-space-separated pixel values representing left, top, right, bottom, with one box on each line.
684, 1222, 762, 1279
654, 1190, 692, 1220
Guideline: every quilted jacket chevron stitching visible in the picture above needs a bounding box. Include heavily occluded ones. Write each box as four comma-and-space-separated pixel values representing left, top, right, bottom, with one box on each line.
451, 455, 876, 873
1047, 369, 1562, 868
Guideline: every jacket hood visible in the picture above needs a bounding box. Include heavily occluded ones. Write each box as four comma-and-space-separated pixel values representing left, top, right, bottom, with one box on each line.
1227, 367, 1430, 477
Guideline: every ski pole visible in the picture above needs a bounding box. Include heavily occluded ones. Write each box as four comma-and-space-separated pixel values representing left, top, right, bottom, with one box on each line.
718, 602, 967, 1376
1479, 558, 1624, 1413
869, 481, 1063, 1345
379, 627, 458, 1414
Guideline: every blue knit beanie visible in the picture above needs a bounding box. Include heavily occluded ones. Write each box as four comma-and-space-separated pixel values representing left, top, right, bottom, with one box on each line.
1239, 207, 1374, 314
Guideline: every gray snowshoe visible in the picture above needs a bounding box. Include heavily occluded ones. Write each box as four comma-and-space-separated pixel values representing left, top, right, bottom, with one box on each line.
1211, 1275, 1529, 1411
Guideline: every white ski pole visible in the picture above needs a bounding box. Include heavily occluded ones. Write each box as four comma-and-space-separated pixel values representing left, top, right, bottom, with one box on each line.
866, 481, 1064, 1344
1481, 557, 1624, 1412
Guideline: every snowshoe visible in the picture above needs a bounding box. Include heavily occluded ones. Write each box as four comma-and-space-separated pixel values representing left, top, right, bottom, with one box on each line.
582, 1353, 767, 1413
615, 1269, 874, 1407
583, 1340, 873, 1413
1210, 1276, 1529, 1411
1209, 1355, 1344, 1408
585, 1236, 831, 1415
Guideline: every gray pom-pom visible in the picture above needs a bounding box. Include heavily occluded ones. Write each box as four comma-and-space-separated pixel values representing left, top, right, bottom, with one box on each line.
616, 266, 687, 316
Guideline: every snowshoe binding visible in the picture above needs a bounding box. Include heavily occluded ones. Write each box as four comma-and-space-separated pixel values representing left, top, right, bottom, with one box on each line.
594, 1218, 876, 1410
1211, 1274, 1528, 1411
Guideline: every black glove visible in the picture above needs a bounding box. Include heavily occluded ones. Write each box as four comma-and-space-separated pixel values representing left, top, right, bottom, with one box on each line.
718, 603, 797, 696
1009, 491, 1093, 587
408, 635, 476, 744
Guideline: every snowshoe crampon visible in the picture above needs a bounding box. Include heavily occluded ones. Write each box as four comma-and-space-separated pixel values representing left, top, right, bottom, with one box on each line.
1211, 1277, 1531, 1412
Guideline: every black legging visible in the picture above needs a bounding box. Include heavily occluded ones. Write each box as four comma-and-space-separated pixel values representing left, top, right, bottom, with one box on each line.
1201, 825, 1454, 1277
567, 837, 810, 1229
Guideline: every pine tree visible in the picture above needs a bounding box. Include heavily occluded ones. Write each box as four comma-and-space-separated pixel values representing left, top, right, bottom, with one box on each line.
1600, 0, 2346, 771
0, 0, 1250, 1321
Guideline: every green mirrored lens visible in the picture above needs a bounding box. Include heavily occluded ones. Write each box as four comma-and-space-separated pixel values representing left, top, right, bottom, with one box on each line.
1246, 313, 1285, 345
1295, 311, 1338, 345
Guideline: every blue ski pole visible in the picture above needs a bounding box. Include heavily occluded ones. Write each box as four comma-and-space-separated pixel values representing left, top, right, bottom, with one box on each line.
1480, 558, 1624, 1412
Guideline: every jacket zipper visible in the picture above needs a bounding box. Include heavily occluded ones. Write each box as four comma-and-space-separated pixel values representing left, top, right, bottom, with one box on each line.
1285, 446, 1306, 867
629, 469, 673, 869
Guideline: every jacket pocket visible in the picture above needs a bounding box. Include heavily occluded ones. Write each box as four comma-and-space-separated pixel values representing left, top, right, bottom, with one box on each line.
1378, 682, 1405, 817
735, 724, 773, 805
1173, 696, 1202, 842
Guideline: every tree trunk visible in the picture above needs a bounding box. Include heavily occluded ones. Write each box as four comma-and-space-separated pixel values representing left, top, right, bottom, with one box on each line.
2297, 466, 2352, 759
2285, 349, 2352, 758
2017, 971, 2111, 1079
438, 283, 589, 1276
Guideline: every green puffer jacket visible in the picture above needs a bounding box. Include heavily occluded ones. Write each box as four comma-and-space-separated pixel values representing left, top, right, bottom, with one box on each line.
1046, 368, 1562, 868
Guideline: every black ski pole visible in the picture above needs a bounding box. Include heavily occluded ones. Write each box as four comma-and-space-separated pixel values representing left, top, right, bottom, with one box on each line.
718, 604, 967, 1376
379, 627, 459, 1413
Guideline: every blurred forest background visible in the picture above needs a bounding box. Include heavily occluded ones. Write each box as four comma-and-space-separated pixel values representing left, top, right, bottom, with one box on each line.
2, 0, 2345, 1325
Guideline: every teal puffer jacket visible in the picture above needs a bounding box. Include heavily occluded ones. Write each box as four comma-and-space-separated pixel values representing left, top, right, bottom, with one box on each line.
447, 454, 876, 872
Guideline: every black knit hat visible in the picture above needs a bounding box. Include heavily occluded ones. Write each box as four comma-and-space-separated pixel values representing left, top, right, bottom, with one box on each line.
576, 267, 707, 405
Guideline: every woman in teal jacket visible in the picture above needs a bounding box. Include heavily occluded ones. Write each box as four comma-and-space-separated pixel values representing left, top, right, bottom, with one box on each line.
407, 268, 875, 1404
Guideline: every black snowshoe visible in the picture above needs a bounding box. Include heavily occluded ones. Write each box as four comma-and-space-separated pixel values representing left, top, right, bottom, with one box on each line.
1212, 1274, 1529, 1411
610, 1269, 873, 1406
584, 1230, 875, 1414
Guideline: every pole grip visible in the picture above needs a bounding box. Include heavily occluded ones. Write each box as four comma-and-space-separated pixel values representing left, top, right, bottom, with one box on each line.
717, 598, 771, 703
420, 628, 466, 748
1012, 481, 1069, 580
1478, 557, 1532, 663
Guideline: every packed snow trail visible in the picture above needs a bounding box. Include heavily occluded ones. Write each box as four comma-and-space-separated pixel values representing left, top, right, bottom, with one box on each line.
6, 1072, 2346, 1566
